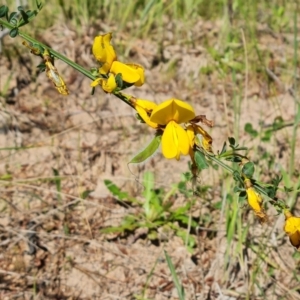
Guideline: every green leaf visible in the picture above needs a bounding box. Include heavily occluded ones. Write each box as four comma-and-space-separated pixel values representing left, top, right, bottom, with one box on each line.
219, 141, 227, 154
9, 28, 18, 38
123, 214, 139, 225
284, 186, 293, 193
26, 10, 36, 19
164, 250, 185, 300
0, 5, 8, 18
175, 215, 198, 227
9, 18, 18, 26
176, 229, 196, 248
272, 175, 282, 187
104, 179, 129, 201
101, 217, 139, 233
233, 185, 243, 193
271, 116, 284, 131
37, 63, 46, 72
264, 186, 276, 198
0, 173, 12, 180
104, 179, 139, 204
19, 9, 29, 23
147, 230, 158, 240
143, 171, 155, 196
213, 200, 222, 209
115, 73, 123, 88
52, 168, 61, 191
81, 190, 93, 199
8, 12, 17, 22
90, 67, 98, 75
172, 203, 191, 216
261, 130, 272, 142
129, 134, 161, 164
228, 137, 236, 146
225, 156, 242, 163
232, 170, 242, 183
36, 0, 44, 10
194, 150, 209, 170
242, 161, 255, 178
17, 6, 24, 11
140, 172, 165, 222
238, 191, 247, 202
244, 123, 258, 138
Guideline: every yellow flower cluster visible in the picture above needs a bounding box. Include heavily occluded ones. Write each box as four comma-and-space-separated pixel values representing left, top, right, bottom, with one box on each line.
91, 33, 144, 93
91, 33, 212, 161
130, 97, 212, 160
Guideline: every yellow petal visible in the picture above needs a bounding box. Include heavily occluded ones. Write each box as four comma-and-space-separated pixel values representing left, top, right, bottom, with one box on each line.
92, 33, 117, 74
246, 186, 268, 223
284, 211, 300, 248
284, 214, 300, 235
177, 125, 190, 156
150, 99, 195, 125
100, 74, 117, 93
125, 63, 145, 86
246, 187, 262, 213
161, 121, 189, 160
134, 99, 158, 129
91, 78, 103, 87
244, 179, 269, 222
135, 99, 157, 111
110, 61, 140, 83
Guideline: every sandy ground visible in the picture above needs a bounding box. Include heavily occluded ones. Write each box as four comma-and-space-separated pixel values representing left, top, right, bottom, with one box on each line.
0, 18, 300, 300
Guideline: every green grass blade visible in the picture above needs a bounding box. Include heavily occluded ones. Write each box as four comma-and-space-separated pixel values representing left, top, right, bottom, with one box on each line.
164, 250, 185, 300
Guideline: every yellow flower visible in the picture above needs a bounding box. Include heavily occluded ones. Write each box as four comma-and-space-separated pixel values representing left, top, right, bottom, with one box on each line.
90, 74, 117, 93
186, 124, 213, 153
244, 178, 268, 223
114, 63, 145, 87
92, 33, 117, 75
91, 33, 145, 92
110, 62, 145, 86
150, 99, 195, 160
130, 98, 158, 129
284, 210, 300, 249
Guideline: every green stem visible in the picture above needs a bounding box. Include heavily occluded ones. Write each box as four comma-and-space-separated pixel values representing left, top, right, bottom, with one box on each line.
218, 151, 247, 160
208, 153, 273, 199
209, 154, 235, 174
113, 91, 135, 108
0, 18, 95, 80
